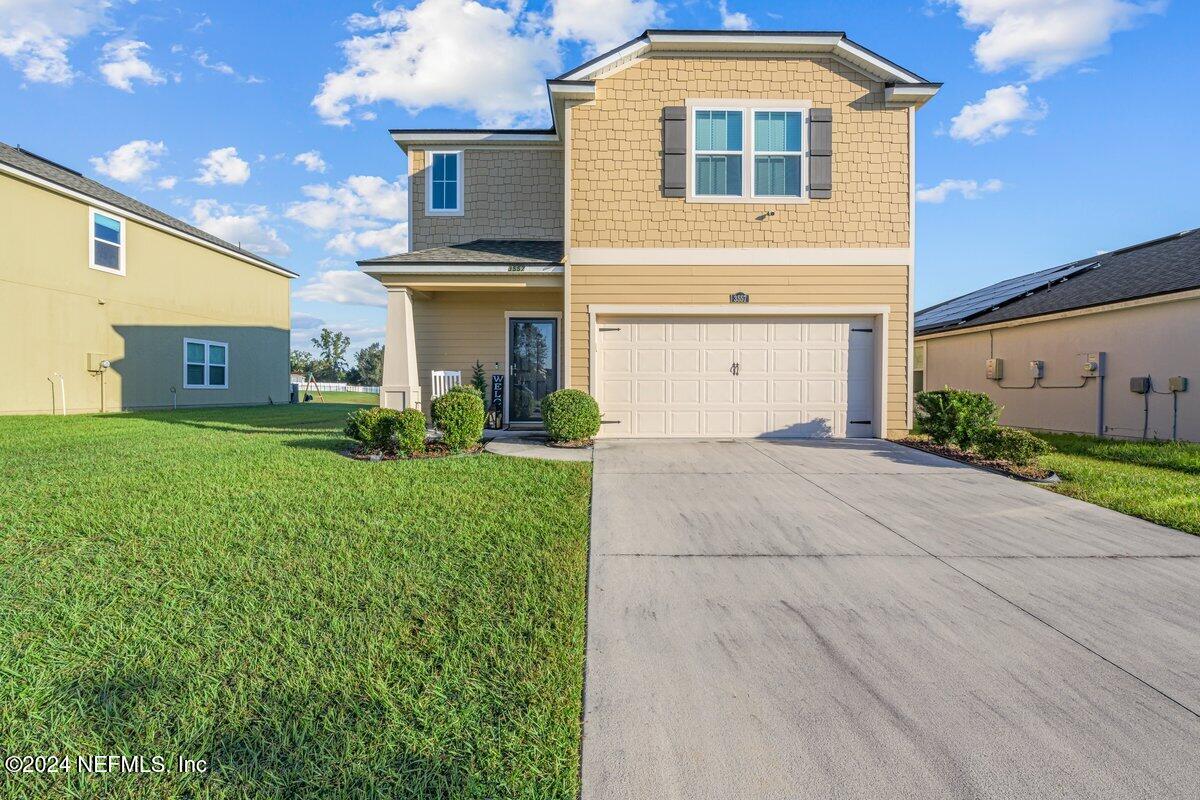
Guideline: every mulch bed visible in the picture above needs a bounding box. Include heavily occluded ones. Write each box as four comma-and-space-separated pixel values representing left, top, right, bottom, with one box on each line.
342, 442, 484, 461
893, 437, 1058, 483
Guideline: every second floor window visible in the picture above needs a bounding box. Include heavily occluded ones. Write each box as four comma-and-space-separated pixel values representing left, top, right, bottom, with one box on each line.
694, 110, 743, 197
90, 208, 125, 275
427, 151, 463, 215
753, 111, 802, 197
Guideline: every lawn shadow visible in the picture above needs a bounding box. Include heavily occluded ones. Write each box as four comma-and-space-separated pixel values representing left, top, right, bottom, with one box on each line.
124, 404, 362, 437
55, 669, 493, 797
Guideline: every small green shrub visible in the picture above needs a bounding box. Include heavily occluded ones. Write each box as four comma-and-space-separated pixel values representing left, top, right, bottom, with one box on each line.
396, 408, 427, 456
541, 389, 601, 442
431, 385, 485, 452
915, 388, 1000, 448
975, 427, 1052, 466
343, 407, 404, 452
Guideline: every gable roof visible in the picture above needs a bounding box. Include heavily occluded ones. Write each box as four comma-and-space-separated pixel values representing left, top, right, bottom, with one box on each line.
916, 228, 1200, 336
0, 142, 297, 278
359, 239, 563, 267
391, 28, 940, 151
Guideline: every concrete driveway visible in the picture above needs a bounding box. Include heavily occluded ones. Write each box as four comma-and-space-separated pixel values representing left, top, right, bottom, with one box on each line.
582, 438, 1200, 800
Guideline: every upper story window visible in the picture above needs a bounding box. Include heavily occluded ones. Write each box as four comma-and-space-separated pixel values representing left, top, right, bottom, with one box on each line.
688, 102, 809, 204
184, 338, 228, 389
694, 110, 743, 197
426, 150, 463, 216
89, 208, 126, 275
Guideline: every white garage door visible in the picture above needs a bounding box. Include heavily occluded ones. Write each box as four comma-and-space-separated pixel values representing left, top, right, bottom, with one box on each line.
596, 316, 875, 438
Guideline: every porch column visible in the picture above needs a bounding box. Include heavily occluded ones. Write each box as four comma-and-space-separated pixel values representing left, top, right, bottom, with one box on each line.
381, 287, 421, 411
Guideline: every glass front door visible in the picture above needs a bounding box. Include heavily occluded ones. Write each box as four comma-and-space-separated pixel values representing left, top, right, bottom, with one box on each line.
508, 318, 558, 424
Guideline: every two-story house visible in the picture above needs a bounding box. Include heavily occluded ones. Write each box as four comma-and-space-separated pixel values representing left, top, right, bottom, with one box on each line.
0, 142, 296, 415
361, 30, 939, 438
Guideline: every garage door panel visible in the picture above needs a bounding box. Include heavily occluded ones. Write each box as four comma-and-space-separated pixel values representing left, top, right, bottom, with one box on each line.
597, 316, 875, 439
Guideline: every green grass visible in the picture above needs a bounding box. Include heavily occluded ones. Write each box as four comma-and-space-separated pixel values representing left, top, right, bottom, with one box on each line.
0, 403, 591, 798
1036, 433, 1200, 534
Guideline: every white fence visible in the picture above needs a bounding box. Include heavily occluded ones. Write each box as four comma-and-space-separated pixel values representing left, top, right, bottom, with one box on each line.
292, 381, 380, 394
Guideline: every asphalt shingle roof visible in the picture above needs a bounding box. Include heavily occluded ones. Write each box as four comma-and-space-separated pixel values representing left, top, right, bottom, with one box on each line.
359, 239, 564, 266
0, 142, 296, 276
916, 228, 1200, 335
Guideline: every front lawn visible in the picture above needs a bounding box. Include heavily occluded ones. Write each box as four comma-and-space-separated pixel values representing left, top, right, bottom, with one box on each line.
1036, 433, 1200, 534
0, 403, 591, 798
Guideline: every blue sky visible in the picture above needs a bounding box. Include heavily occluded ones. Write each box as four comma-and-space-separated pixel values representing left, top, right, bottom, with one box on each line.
2, 0, 1195, 356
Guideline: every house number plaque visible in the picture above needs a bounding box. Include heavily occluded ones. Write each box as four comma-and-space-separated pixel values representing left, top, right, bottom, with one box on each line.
730, 292, 750, 303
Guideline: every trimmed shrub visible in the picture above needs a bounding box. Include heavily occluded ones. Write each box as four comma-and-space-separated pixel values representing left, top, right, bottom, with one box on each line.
343, 407, 404, 452
431, 385, 485, 452
541, 389, 601, 442
396, 408, 427, 456
975, 427, 1051, 466
914, 388, 1000, 449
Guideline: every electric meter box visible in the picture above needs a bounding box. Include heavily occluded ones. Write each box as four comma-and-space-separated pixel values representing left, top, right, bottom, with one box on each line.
1029, 360, 1045, 379
986, 358, 1004, 380
87, 352, 108, 372
1080, 352, 1106, 378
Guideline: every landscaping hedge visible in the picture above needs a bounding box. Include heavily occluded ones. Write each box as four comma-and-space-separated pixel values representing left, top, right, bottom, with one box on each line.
343, 407, 404, 452
431, 384, 485, 452
396, 408, 427, 456
541, 389, 601, 442
914, 388, 999, 449
975, 427, 1051, 465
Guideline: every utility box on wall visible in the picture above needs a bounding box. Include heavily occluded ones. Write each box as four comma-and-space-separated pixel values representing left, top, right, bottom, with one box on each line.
1170, 376, 1189, 393
986, 358, 1004, 381
1130, 376, 1151, 394
1080, 352, 1106, 378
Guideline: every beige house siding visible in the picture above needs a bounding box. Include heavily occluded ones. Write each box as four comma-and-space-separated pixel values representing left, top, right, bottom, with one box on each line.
413, 290, 562, 406
918, 296, 1200, 442
1, 172, 291, 414
408, 148, 564, 250
568, 264, 911, 433
569, 56, 910, 248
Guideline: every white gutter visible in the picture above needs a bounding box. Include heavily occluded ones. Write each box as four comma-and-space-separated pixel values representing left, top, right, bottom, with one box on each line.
360, 263, 564, 275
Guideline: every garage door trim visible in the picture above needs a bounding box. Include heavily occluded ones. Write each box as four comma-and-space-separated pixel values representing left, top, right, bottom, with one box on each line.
588, 304, 891, 438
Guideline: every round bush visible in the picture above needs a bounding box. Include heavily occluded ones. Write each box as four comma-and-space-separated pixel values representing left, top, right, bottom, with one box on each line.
430, 386, 485, 452
540, 389, 601, 442
975, 427, 1051, 466
914, 388, 1000, 449
396, 408, 427, 456
343, 407, 404, 452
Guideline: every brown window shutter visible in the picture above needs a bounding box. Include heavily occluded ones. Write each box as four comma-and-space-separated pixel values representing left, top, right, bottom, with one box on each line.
662, 106, 686, 198
809, 108, 832, 199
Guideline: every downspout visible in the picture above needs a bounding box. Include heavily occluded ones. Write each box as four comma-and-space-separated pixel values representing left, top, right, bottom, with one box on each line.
1096, 372, 1105, 438
52, 372, 67, 415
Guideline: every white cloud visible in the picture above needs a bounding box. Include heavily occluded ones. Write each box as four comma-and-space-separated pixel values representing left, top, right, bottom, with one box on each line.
191, 199, 290, 256
549, 0, 664, 54
326, 224, 408, 256
289, 312, 385, 351
193, 48, 234, 75
941, 0, 1163, 80
293, 269, 387, 307
717, 1, 751, 31
195, 146, 251, 185
0, 0, 112, 84
949, 83, 1047, 143
88, 139, 166, 183
916, 178, 1004, 203
156, 175, 177, 189
293, 150, 327, 173
98, 39, 163, 92
313, 0, 560, 127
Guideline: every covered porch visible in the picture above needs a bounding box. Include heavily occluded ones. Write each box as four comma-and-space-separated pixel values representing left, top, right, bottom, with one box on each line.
360, 240, 565, 428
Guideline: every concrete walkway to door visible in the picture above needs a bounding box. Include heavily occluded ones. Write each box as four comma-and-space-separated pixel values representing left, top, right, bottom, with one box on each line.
582, 438, 1200, 800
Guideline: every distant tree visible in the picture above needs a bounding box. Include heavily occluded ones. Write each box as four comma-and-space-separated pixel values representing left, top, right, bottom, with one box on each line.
290, 350, 316, 376
311, 328, 351, 381
355, 343, 385, 387
471, 360, 487, 396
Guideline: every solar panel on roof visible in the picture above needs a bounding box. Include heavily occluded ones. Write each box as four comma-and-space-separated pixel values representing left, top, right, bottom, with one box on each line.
917, 261, 1099, 331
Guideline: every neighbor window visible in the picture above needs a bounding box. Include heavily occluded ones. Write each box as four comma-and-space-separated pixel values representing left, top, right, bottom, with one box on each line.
184, 338, 228, 389
89, 208, 125, 274
693, 109, 743, 197
913, 343, 926, 396
753, 111, 802, 197
426, 151, 463, 214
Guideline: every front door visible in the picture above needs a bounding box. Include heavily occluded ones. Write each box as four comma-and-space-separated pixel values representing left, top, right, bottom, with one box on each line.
508, 318, 559, 424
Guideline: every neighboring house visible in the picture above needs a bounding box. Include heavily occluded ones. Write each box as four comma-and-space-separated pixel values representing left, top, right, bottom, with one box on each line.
0, 142, 296, 415
915, 228, 1199, 442
361, 30, 940, 437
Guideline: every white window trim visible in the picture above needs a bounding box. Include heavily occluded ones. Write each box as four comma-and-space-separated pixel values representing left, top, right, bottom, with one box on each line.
424, 150, 464, 217
183, 337, 230, 390
88, 207, 126, 275
685, 99, 812, 205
